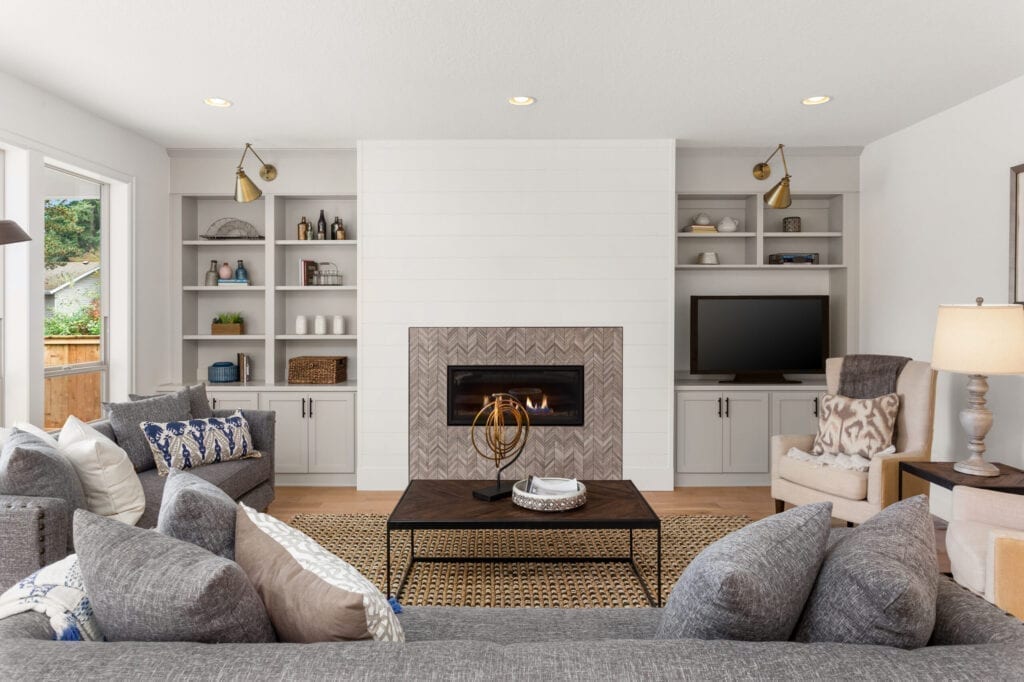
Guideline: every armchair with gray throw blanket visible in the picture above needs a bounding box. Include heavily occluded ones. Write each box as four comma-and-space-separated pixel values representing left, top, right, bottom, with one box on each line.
0, 409, 275, 593
771, 356, 937, 524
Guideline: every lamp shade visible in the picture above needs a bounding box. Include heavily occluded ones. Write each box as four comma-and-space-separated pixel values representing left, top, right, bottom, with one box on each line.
932, 303, 1024, 375
0, 220, 31, 245
763, 176, 791, 209
234, 169, 262, 203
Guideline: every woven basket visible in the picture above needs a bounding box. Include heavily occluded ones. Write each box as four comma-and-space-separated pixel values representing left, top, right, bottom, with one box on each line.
288, 356, 347, 384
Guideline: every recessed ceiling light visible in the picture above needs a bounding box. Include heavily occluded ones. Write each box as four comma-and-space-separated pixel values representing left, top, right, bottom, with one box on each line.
508, 96, 536, 106
801, 95, 831, 106
204, 97, 233, 108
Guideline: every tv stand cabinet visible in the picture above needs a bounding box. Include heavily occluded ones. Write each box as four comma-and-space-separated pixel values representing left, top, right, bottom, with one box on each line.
674, 382, 826, 486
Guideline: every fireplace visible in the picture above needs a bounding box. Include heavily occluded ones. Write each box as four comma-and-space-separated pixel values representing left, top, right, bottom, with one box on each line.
447, 365, 585, 426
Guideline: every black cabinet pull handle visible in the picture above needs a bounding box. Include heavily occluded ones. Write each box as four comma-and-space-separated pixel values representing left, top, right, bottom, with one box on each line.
813, 397, 819, 418
717, 397, 722, 418
309, 398, 314, 418
725, 397, 730, 418
301, 398, 306, 418
212, 398, 217, 410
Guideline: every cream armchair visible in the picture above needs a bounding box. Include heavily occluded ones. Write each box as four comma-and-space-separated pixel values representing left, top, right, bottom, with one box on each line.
946, 485, 1024, 614
770, 358, 937, 524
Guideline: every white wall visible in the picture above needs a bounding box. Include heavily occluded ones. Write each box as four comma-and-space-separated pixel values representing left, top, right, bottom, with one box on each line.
0, 69, 170, 410
358, 140, 677, 490
860, 74, 1024, 516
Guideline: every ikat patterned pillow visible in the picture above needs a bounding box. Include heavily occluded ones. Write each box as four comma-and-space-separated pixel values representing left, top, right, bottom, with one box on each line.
141, 411, 260, 476
812, 393, 900, 458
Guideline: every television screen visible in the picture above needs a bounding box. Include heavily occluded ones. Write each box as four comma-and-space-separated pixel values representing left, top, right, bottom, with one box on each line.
690, 296, 828, 378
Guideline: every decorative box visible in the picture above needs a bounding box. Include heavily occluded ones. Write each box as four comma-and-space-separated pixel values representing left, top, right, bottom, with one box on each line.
211, 322, 245, 335
287, 356, 348, 384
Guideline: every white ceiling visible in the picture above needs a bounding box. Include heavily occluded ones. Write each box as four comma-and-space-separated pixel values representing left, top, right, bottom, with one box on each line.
1, 1, 1022, 149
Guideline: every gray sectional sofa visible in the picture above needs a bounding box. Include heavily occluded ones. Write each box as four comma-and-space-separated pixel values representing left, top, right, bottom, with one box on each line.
0, 577, 1021, 680
0, 409, 275, 592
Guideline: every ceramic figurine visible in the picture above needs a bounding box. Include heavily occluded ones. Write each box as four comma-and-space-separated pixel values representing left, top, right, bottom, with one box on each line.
717, 216, 739, 233
692, 212, 712, 226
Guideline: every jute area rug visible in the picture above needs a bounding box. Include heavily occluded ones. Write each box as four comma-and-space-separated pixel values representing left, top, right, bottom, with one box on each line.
288, 514, 749, 608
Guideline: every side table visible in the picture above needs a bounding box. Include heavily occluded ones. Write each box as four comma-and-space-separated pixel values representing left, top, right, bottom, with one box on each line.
899, 461, 1024, 499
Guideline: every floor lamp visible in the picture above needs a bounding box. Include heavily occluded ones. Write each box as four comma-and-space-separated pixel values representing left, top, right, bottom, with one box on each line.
0, 220, 31, 245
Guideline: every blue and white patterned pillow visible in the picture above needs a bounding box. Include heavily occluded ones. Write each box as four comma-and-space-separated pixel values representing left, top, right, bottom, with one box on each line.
0, 554, 103, 641
141, 411, 260, 476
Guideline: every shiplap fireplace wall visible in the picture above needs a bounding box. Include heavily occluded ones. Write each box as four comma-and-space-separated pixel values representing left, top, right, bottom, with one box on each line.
357, 140, 677, 490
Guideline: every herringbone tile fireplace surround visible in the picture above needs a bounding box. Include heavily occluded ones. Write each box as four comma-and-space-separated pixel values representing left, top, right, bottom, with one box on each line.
408, 327, 623, 480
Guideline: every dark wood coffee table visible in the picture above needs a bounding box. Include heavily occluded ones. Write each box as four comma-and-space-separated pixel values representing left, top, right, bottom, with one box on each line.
386, 479, 662, 606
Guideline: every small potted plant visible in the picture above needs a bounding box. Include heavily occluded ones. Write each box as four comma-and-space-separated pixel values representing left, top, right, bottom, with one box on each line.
211, 313, 245, 335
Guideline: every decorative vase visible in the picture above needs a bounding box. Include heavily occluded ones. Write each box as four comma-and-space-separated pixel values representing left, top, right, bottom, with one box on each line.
204, 260, 218, 286
692, 212, 712, 226
783, 216, 802, 232
717, 216, 739, 233
317, 210, 328, 240
234, 259, 248, 281
294, 315, 308, 335
331, 217, 345, 240
332, 315, 345, 335
298, 216, 310, 240
218, 262, 233, 279
314, 315, 327, 335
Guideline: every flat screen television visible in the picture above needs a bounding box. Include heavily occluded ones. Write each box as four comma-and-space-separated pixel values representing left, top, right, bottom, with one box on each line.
690, 295, 829, 383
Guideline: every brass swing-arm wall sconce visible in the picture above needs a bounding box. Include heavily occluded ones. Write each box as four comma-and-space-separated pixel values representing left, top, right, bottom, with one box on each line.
234, 143, 278, 203
752, 143, 792, 209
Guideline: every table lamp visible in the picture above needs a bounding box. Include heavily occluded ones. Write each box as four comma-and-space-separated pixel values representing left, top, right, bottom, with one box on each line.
931, 297, 1024, 476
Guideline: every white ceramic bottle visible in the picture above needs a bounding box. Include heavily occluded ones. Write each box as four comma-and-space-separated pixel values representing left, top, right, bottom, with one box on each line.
314, 315, 327, 335
332, 315, 345, 335
294, 315, 308, 335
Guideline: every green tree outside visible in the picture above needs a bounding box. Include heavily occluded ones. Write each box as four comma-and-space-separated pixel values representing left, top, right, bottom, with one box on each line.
44, 199, 100, 268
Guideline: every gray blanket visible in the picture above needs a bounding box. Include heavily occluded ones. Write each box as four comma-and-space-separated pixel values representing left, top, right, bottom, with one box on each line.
838, 354, 911, 398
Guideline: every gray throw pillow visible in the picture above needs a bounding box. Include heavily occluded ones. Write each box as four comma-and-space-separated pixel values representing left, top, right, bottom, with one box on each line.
74, 510, 275, 643
104, 391, 191, 472
656, 501, 833, 642
0, 430, 86, 544
157, 469, 237, 559
130, 384, 212, 420
793, 495, 938, 649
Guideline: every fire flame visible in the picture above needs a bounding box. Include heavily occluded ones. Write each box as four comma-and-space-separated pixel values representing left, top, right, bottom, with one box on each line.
525, 395, 549, 410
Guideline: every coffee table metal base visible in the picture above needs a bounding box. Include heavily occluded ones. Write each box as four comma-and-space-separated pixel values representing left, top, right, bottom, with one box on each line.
386, 526, 662, 607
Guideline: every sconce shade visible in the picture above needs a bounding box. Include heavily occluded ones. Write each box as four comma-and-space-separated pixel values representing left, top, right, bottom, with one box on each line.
932, 303, 1024, 375
0, 220, 31, 245
234, 169, 263, 203
763, 176, 792, 209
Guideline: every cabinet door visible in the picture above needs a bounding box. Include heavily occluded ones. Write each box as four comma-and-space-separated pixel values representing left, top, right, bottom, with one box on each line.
207, 390, 260, 413
770, 391, 823, 437
675, 391, 724, 473
723, 391, 770, 473
259, 392, 309, 474
308, 393, 356, 474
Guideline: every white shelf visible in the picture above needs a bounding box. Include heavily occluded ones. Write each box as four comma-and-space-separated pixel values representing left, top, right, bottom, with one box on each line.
182, 334, 266, 341
763, 232, 842, 238
275, 285, 357, 291
275, 335, 357, 341
677, 232, 755, 238
182, 286, 265, 291
182, 240, 267, 246
160, 380, 358, 393
275, 240, 358, 246
675, 264, 846, 271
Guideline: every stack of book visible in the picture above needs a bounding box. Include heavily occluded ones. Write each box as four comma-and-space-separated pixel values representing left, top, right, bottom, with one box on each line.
217, 279, 250, 287
686, 225, 718, 234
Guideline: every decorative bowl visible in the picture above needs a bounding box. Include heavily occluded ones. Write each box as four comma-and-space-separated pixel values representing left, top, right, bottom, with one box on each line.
512, 478, 586, 512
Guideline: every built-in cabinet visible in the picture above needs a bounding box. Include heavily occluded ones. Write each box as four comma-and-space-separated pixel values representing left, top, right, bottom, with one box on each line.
261, 391, 355, 475
207, 390, 260, 412
675, 384, 825, 485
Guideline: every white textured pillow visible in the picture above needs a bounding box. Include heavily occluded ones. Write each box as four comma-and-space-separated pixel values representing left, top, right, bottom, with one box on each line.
239, 503, 404, 642
57, 416, 145, 525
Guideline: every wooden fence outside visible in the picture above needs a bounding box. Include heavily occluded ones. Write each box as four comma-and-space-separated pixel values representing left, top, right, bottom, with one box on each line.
44, 336, 101, 429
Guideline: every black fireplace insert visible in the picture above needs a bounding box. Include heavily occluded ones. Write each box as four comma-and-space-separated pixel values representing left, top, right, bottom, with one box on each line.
447, 365, 584, 426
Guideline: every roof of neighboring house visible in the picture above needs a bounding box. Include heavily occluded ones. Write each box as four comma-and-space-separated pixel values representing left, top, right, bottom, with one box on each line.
44, 261, 100, 295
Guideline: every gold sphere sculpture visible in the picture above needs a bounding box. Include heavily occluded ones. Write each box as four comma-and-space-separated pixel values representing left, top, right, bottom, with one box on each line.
470, 393, 530, 500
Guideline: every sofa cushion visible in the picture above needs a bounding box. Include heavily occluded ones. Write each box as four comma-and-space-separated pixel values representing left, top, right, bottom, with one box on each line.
130, 384, 212, 420
57, 416, 145, 525
141, 411, 260, 476
794, 495, 938, 648
0, 430, 87, 532
239, 503, 403, 642
156, 470, 236, 559
812, 392, 900, 457
74, 510, 275, 643
777, 455, 868, 501
946, 519, 990, 595
105, 392, 191, 473
655, 501, 832, 642
235, 506, 371, 642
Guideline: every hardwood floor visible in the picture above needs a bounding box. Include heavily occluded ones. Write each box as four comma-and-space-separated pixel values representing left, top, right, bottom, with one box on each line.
268, 485, 950, 572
